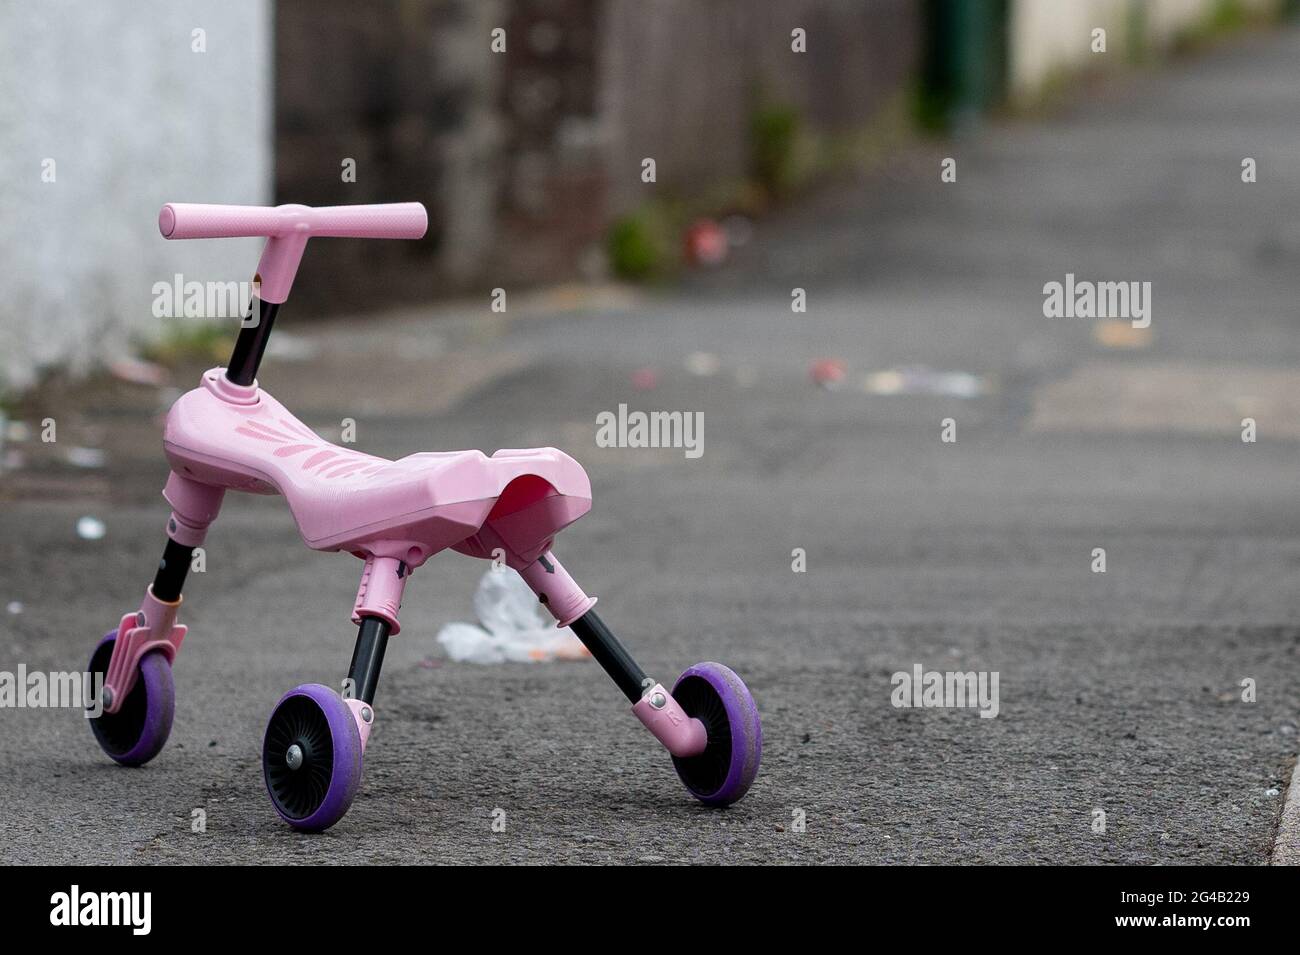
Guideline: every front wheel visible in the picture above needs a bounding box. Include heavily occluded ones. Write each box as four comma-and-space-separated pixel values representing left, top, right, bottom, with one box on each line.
263, 684, 362, 832
87, 632, 175, 767
670, 662, 761, 806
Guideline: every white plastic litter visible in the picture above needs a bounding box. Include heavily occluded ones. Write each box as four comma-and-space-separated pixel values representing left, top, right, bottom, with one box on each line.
437, 568, 589, 664
63, 446, 106, 469
108, 357, 168, 386
684, 351, 720, 377
76, 516, 106, 540
862, 366, 988, 399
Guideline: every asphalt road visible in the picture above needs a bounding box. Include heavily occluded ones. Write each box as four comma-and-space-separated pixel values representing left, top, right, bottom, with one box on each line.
3, 27, 1300, 864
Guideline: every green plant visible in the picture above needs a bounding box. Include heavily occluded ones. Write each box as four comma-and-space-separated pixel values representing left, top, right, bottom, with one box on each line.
1173, 0, 1260, 51
607, 209, 672, 281
139, 322, 237, 367
750, 104, 802, 197
1209, 0, 1249, 31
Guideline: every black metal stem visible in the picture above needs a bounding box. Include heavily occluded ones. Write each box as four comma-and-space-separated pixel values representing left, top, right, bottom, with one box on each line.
226, 297, 280, 386
347, 617, 390, 705
568, 610, 648, 703
152, 538, 195, 603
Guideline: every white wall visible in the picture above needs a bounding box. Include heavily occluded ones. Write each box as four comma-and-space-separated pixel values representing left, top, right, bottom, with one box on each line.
1009, 0, 1281, 102
0, 0, 272, 392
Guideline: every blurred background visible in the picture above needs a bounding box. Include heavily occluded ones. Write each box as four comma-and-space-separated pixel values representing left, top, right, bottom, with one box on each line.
1, 0, 1293, 390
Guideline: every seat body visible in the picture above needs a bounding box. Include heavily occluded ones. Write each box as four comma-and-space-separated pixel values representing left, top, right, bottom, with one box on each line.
162, 370, 591, 567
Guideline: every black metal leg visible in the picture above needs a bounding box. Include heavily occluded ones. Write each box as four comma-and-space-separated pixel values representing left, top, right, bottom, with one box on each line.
151, 538, 195, 603
347, 617, 390, 705
568, 609, 648, 703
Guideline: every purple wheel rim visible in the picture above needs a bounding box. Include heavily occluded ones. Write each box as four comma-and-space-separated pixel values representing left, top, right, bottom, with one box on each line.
262, 683, 361, 833
88, 631, 175, 767
671, 662, 761, 806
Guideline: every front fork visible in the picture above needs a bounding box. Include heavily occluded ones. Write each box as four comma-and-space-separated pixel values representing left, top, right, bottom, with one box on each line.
520, 552, 708, 759
341, 554, 408, 752
101, 474, 224, 714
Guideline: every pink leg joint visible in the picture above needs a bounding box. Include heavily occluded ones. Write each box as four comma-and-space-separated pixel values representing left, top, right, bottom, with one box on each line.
352, 555, 408, 634
518, 552, 597, 628
345, 698, 375, 754
162, 471, 225, 547
633, 683, 708, 758
103, 587, 187, 714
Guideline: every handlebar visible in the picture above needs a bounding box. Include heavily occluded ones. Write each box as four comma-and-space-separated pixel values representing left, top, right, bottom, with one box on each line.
158, 202, 428, 241
157, 201, 428, 303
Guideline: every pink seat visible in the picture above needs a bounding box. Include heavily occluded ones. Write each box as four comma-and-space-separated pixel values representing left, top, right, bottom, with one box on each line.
163, 371, 591, 565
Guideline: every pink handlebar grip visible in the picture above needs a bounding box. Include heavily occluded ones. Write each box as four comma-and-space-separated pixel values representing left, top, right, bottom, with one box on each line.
158, 201, 428, 303
158, 202, 428, 241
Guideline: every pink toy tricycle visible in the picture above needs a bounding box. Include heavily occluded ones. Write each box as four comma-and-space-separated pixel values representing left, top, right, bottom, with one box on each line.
87, 201, 761, 831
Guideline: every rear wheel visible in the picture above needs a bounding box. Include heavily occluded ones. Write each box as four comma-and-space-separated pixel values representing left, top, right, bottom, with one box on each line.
670, 662, 761, 806
263, 684, 362, 832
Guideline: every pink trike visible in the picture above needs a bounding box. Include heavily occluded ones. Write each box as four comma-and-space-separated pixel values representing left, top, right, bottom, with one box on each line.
87, 201, 762, 831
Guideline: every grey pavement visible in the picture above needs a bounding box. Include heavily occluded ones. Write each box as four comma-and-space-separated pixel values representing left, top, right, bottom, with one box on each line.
3, 27, 1300, 864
